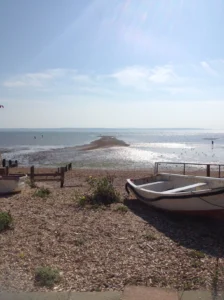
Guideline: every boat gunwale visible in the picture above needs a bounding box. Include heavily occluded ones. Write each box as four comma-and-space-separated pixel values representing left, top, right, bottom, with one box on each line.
125, 180, 224, 202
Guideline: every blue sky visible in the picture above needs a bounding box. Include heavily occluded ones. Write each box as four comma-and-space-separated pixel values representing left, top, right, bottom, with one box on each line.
0, 0, 224, 128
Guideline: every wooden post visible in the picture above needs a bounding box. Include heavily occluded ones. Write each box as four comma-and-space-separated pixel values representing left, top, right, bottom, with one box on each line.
219, 165, 221, 178
183, 163, 186, 175
206, 164, 210, 177
15, 160, 18, 167
30, 166, 35, 185
2, 159, 5, 167
5, 166, 9, 176
60, 167, 65, 188
9, 160, 12, 167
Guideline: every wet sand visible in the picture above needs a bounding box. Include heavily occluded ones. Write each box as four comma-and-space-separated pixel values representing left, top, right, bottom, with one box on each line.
76, 136, 129, 151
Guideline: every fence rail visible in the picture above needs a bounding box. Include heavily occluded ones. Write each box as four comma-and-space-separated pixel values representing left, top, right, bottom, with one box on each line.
154, 162, 224, 178
29, 163, 72, 187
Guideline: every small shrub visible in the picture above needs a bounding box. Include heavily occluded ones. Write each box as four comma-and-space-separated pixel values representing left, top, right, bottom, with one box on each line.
143, 233, 157, 241
0, 211, 13, 232
34, 187, 51, 198
188, 250, 205, 259
86, 175, 120, 205
78, 195, 87, 207
114, 204, 128, 213
35, 266, 60, 287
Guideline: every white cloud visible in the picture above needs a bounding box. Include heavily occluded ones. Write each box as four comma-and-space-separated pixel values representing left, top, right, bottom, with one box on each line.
111, 65, 179, 89
148, 65, 177, 83
3, 69, 73, 88
112, 66, 150, 89
200, 61, 217, 76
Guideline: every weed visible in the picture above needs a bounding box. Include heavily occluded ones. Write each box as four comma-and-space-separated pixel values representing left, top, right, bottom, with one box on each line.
78, 195, 87, 207
188, 250, 205, 259
34, 187, 51, 198
114, 204, 128, 213
0, 211, 13, 232
143, 233, 157, 241
35, 266, 61, 287
86, 175, 120, 205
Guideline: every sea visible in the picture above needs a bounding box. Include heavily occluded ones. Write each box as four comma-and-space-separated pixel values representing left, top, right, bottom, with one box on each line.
0, 128, 224, 170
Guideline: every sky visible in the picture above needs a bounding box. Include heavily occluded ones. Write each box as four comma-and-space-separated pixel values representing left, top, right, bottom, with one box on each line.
0, 0, 224, 128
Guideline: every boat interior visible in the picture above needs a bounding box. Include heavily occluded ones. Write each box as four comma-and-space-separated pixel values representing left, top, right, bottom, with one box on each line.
132, 173, 224, 194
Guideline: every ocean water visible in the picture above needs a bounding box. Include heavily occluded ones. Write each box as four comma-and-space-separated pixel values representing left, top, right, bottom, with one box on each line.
0, 128, 224, 169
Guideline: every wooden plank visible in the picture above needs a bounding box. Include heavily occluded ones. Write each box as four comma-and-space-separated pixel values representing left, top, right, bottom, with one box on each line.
32, 173, 60, 177
34, 179, 61, 182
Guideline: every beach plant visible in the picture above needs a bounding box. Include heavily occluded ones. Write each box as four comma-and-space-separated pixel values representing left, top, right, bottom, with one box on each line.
143, 232, 157, 241
34, 187, 51, 198
188, 250, 205, 259
114, 204, 128, 213
34, 266, 61, 287
86, 175, 120, 205
0, 211, 13, 232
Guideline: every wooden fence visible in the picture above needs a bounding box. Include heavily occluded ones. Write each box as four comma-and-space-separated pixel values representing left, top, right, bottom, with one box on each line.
29, 163, 72, 188
154, 162, 224, 178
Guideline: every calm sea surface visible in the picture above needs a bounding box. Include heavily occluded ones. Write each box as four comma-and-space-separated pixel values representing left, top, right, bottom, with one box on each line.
0, 128, 224, 169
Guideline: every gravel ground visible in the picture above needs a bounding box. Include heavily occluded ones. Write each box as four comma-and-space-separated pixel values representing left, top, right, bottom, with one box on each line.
0, 168, 224, 292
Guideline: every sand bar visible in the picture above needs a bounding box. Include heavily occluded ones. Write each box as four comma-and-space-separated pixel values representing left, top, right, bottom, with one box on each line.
76, 136, 129, 151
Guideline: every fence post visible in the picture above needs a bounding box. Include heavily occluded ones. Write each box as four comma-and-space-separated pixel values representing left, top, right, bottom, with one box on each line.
2, 159, 5, 167
15, 160, 18, 167
60, 167, 65, 188
30, 166, 35, 185
5, 166, 9, 176
183, 163, 186, 175
206, 164, 210, 177
219, 165, 221, 178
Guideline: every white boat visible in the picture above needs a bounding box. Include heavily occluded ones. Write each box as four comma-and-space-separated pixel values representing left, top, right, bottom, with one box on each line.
125, 173, 224, 217
0, 174, 27, 194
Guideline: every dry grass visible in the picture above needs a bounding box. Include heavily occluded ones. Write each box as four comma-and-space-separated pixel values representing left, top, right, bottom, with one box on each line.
0, 168, 224, 292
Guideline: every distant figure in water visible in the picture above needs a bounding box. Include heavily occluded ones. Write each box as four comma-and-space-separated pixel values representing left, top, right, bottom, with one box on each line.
34, 136, 36, 139
212, 140, 214, 149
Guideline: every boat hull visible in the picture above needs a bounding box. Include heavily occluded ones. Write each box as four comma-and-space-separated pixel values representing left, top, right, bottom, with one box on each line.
126, 173, 224, 217
0, 175, 27, 194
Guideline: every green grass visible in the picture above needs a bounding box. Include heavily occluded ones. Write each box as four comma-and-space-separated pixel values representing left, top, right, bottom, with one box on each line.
143, 233, 157, 241
34, 187, 51, 198
35, 266, 61, 287
0, 211, 13, 232
188, 250, 205, 259
113, 204, 128, 213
